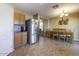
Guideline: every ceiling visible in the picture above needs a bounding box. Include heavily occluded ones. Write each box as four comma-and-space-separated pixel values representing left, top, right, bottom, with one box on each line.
10, 3, 79, 19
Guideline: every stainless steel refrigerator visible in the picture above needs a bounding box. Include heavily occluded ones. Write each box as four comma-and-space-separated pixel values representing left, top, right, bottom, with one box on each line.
25, 18, 39, 45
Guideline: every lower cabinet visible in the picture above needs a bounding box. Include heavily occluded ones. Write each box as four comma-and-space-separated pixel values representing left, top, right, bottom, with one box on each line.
14, 32, 22, 48
22, 32, 27, 45
14, 32, 27, 49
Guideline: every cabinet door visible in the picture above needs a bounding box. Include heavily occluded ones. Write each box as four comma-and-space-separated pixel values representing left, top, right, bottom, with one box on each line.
14, 11, 26, 24
20, 14, 25, 24
14, 12, 20, 24
22, 32, 27, 45
14, 33, 22, 48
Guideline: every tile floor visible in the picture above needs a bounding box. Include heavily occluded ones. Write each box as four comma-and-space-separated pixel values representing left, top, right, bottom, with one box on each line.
9, 36, 79, 56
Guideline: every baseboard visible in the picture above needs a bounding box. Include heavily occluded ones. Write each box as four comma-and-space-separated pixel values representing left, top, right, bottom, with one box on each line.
0, 48, 14, 56
0, 53, 9, 56
7, 48, 15, 56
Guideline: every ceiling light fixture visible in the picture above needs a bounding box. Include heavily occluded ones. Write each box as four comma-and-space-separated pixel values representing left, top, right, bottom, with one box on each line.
60, 10, 68, 17
59, 10, 69, 25
52, 4, 59, 9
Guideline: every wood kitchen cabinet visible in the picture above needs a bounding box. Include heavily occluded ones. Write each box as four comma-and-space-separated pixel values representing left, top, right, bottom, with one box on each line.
22, 32, 27, 45
14, 32, 27, 49
20, 14, 25, 24
14, 32, 22, 48
14, 11, 27, 49
14, 11, 26, 24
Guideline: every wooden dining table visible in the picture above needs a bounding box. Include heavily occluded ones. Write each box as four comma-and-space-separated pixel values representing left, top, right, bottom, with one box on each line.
51, 28, 74, 43
42, 28, 74, 43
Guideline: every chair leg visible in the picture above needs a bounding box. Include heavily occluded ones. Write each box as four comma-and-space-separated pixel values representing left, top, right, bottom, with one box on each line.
64, 37, 66, 42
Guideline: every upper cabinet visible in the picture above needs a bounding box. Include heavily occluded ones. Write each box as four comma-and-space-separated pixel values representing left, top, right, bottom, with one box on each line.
14, 11, 26, 24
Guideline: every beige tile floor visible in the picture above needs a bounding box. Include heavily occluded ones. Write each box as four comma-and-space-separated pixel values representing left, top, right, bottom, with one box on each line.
9, 37, 79, 56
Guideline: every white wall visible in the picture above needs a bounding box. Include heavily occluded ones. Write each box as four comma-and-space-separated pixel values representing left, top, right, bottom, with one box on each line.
0, 4, 14, 56
43, 19, 49, 32
39, 19, 43, 31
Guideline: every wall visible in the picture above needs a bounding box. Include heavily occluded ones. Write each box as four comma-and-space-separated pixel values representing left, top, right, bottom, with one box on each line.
0, 4, 14, 56
47, 12, 79, 41
39, 19, 44, 31
43, 19, 49, 32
